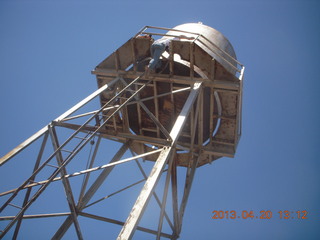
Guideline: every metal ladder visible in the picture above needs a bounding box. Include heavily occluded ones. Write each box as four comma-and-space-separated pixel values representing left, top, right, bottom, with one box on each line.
0, 73, 152, 238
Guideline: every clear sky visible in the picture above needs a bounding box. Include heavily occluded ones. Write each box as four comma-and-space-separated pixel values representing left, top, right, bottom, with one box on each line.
0, 0, 319, 239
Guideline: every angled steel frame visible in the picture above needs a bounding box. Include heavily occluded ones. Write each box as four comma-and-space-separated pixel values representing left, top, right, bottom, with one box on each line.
1, 25, 244, 239
0, 72, 204, 240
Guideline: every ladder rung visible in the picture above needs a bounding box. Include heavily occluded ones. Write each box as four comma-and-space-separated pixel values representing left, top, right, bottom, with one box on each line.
133, 82, 146, 86
211, 140, 235, 146
105, 123, 115, 127
180, 132, 191, 138
142, 128, 158, 133
8, 203, 22, 209
102, 114, 111, 118
118, 97, 128, 100
74, 136, 88, 141
46, 163, 59, 168
61, 149, 73, 154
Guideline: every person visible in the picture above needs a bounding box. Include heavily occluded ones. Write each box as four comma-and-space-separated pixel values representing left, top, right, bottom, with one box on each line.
136, 34, 153, 39
145, 35, 194, 75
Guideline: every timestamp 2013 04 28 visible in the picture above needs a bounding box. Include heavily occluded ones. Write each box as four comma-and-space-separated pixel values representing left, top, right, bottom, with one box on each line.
211, 210, 308, 220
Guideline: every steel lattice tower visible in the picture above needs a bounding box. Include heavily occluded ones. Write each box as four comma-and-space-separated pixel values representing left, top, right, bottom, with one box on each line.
0, 23, 244, 239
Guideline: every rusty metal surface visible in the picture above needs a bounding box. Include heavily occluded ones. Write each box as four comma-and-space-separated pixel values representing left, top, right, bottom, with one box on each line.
93, 25, 244, 167
0, 24, 244, 240
165, 23, 238, 74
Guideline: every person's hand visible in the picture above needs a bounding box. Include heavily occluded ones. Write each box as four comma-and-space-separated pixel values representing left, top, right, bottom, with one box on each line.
180, 35, 194, 40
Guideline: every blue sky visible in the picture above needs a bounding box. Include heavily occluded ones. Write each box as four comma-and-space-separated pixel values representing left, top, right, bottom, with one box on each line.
0, 0, 319, 239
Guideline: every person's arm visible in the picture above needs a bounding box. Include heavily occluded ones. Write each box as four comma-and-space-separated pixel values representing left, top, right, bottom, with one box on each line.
178, 35, 195, 40
136, 34, 153, 39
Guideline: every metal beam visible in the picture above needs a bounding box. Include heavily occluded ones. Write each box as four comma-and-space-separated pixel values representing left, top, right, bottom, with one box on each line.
12, 132, 49, 240
48, 126, 84, 240
0, 145, 163, 199
0, 212, 71, 221
170, 160, 180, 240
153, 81, 161, 138
2, 86, 125, 218
1, 74, 148, 212
52, 142, 129, 239
117, 82, 202, 240
79, 212, 173, 239
119, 77, 172, 141
197, 89, 204, 147
178, 155, 201, 234
132, 150, 174, 231
54, 121, 171, 147
92, 69, 240, 90
83, 178, 146, 209
117, 147, 173, 240
189, 86, 201, 157
170, 82, 202, 141
0, 78, 119, 166
78, 135, 102, 203
1, 126, 99, 237
156, 152, 175, 240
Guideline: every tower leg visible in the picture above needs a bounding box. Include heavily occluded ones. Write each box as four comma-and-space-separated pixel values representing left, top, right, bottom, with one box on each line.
1, 78, 205, 239
49, 126, 83, 240
0, 79, 117, 167
52, 142, 129, 239
11, 132, 49, 240
117, 147, 173, 240
117, 82, 202, 240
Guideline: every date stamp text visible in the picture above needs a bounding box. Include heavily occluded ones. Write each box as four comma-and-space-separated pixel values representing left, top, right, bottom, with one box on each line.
211, 210, 308, 220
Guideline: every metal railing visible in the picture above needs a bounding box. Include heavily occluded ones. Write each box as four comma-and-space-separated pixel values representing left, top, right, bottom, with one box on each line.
135, 25, 245, 150
135, 25, 245, 79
